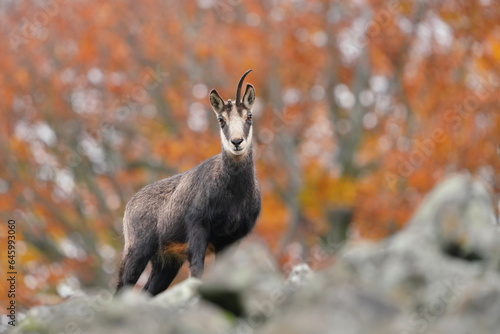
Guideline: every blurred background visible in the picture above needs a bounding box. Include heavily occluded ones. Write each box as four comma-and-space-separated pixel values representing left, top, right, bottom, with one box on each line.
0, 0, 499, 309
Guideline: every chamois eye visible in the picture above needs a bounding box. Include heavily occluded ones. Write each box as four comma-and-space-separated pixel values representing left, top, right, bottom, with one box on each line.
247, 114, 252, 121
218, 117, 225, 128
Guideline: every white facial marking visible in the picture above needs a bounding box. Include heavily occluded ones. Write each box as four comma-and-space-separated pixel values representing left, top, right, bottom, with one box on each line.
220, 105, 252, 156
228, 105, 244, 140
220, 127, 234, 153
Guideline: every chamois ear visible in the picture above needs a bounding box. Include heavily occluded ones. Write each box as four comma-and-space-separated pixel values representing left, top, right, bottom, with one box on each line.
242, 84, 255, 110
209, 89, 224, 114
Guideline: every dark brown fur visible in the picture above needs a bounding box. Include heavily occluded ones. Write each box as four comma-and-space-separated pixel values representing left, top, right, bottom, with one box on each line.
116, 71, 260, 296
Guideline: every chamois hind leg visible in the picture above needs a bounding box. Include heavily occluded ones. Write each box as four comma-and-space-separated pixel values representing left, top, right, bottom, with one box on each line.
115, 243, 156, 294
143, 255, 183, 296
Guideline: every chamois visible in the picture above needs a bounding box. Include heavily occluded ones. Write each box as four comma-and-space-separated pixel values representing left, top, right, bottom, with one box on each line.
116, 70, 261, 296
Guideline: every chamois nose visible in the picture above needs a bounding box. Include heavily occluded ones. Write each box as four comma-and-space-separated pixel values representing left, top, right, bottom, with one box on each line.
231, 138, 244, 147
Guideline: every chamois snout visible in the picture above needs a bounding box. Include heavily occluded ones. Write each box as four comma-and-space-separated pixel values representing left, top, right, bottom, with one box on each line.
231, 138, 244, 147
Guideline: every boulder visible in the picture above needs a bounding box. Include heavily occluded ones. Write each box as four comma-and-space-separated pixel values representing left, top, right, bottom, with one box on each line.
152, 277, 201, 310
404, 174, 498, 261
198, 239, 284, 317
428, 272, 500, 334
258, 271, 402, 334
13, 174, 500, 334
15, 289, 172, 334
284, 263, 313, 292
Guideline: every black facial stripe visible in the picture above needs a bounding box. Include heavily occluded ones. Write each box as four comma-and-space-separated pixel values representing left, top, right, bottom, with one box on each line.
222, 121, 231, 141
243, 119, 251, 138
241, 107, 252, 138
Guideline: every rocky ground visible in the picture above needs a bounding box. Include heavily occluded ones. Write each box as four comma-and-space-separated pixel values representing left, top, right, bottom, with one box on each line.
13, 174, 500, 334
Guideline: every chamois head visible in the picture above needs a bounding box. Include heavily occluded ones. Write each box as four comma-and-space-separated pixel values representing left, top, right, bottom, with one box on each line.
209, 70, 256, 157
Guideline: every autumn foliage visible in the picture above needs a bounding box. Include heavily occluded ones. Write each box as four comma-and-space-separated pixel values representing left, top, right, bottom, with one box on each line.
0, 0, 499, 309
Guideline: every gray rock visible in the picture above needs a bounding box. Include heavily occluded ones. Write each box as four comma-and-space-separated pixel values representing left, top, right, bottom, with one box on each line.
339, 174, 499, 309
404, 174, 498, 261
14, 289, 173, 334
285, 263, 313, 289
428, 272, 500, 334
14, 286, 232, 334
152, 277, 201, 310
198, 239, 284, 317
171, 301, 234, 334
258, 274, 402, 334
13, 174, 500, 334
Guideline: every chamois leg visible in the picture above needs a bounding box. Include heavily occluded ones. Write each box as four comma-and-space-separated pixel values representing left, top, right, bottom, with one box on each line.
143, 256, 183, 296
116, 244, 155, 294
187, 225, 208, 278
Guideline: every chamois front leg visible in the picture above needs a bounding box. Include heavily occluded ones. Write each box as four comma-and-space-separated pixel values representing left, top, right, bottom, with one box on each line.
187, 224, 209, 278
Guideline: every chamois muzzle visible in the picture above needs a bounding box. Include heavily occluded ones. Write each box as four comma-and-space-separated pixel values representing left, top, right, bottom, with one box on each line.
231, 138, 244, 149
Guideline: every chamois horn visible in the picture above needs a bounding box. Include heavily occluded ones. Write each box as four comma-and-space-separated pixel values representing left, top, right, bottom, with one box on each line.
235, 69, 252, 105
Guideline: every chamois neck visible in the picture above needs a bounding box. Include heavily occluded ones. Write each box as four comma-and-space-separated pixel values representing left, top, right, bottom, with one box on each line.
221, 147, 254, 175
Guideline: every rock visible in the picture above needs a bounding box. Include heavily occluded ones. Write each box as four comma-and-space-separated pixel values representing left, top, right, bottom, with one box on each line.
340, 238, 486, 310
259, 275, 402, 334
340, 174, 499, 307
173, 301, 234, 334
152, 277, 201, 310
13, 174, 500, 334
14, 289, 174, 334
14, 286, 231, 334
406, 174, 499, 261
285, 263, 313, 289
198, 239, 284, 317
